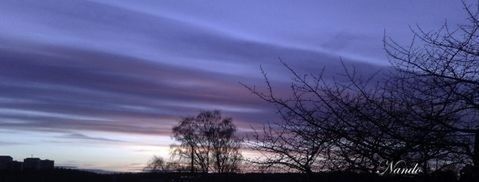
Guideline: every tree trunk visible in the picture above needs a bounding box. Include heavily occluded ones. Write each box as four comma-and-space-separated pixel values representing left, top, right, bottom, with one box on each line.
473, 130, 479, 168
191, 145, 195, 173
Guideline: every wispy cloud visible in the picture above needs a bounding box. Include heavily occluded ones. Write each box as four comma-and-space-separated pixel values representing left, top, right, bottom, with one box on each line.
0, 6, 386, 136
0, 0, 464, 171
61, 133, 125, 143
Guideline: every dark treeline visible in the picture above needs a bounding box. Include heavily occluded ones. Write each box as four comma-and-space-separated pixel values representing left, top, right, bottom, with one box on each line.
0, 168, 460, 182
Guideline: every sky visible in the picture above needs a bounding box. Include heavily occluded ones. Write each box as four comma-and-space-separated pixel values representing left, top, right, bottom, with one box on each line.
0, 0, 468, 171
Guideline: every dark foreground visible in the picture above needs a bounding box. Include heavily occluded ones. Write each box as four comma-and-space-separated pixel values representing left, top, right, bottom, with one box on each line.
0, 169, 471, 182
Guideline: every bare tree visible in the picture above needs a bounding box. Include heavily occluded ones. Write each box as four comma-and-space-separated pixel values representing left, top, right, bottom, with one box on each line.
144, 156, 167, 172
207, 116, 243, 173
172, 116, 200, 172
242, 68, 335, 174
144, 156, 189, 172
384, 0, 479, 171
243, 2, 479, 174
244, 58, 469, 173
172, 110, 243, 173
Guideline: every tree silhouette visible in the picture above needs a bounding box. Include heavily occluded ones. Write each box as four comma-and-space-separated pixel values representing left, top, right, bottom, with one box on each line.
144, 156, 188, 172
244, 2, 479, 172
171, 110, 242, 173
243, 68, 335, 174
384, 1, 479, 172
144, 156, 167, 172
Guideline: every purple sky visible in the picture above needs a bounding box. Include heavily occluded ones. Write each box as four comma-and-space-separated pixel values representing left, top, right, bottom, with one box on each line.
0, 0, 467, 171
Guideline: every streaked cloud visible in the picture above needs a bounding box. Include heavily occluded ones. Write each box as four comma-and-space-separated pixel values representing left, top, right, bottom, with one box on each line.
0, 0, 465, 171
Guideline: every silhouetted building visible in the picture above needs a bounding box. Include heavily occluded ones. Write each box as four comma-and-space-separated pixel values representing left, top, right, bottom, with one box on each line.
0, 156, 54, 171
10, 161, 23, 170
23, 158, 40, 170
0, 156, 13, 170
23, 158, 54, 170
39, 159, 54, 170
